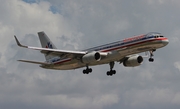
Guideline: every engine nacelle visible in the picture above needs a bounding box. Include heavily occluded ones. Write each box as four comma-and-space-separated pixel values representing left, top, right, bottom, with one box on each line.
82, 52, 107, 64
123, 55, 143, 67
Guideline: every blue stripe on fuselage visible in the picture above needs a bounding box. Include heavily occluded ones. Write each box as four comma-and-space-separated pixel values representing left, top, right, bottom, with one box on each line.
51, 35, 155, 64
84, 35, 154, 52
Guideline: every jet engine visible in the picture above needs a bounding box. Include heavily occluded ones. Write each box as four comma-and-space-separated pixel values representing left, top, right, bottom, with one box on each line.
123, 55, 143, 67
82, 52, 107, 64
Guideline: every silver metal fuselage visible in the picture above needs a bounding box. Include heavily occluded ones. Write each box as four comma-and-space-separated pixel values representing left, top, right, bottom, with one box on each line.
41, 33, 169, 70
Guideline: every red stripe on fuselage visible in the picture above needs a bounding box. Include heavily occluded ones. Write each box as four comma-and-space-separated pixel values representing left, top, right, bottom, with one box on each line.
52, 37, 168, 65
101, 38, 167, 52
54, 58, 71, 65
155, 37, 168, 41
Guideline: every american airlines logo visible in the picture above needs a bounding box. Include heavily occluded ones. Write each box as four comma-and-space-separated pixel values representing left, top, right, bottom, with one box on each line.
123, 35, 145, 43
46, 42, 53, 49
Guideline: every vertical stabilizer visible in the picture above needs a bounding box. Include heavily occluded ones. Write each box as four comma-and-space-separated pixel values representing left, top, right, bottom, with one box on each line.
38, 31, 57, 61
38, 32, 57, 49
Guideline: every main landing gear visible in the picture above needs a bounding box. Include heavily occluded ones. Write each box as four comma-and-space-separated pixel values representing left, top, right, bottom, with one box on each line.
107, 61, 116, 76
149, 49, 156, 62
83, 65, 92, 74
82, 62, 116, 76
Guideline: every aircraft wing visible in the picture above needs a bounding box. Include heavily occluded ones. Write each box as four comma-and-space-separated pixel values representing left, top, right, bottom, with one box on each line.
18, 60, 50, 65
14, 36, 87, 58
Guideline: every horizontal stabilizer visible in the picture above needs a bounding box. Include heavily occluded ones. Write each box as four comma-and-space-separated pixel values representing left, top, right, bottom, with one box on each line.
18, 60, 50, 65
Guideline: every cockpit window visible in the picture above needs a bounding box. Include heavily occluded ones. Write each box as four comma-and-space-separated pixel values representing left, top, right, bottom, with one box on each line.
154, 35, 164, 38
146, 33, 164, 38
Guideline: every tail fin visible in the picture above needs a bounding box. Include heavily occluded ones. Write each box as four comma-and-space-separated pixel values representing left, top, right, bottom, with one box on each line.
38, 31, 57, 61
38, 31, 57, 49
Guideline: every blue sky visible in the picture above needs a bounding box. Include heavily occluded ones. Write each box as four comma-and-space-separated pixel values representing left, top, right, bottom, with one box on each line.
23, 0, 58, 13
23, 0, 38, 3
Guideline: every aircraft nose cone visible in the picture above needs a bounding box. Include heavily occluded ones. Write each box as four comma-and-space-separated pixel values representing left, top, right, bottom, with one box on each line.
162, 39, 169, 46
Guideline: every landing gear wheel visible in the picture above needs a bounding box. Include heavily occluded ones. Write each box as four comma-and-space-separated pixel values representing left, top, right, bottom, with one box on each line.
89, 68, 92, 73
149, 58, 154, 62
106, 62, 116, 76
83, 69, 88, 74
107, 71, 111, 76
83, 70, 86, 74
83, 65, 92, 74
106, 70, 116, 76
112, 70, 116, 74
148, 50, 155, 62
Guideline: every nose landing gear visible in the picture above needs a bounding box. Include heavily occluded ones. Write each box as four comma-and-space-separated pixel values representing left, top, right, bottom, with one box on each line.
149, 49, 156, 62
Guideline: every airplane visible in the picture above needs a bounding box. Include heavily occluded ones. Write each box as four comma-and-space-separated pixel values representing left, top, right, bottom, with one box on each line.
14, 32, 169, 76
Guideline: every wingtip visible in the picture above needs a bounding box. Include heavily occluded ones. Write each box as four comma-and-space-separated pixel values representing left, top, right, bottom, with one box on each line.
14, 35, 21, 46
14, 35, 28, 48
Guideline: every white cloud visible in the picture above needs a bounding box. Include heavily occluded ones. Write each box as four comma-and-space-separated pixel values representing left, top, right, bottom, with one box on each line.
0, 0, 180, 109
172, 92, 180, 105
174, 62, 180, 71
